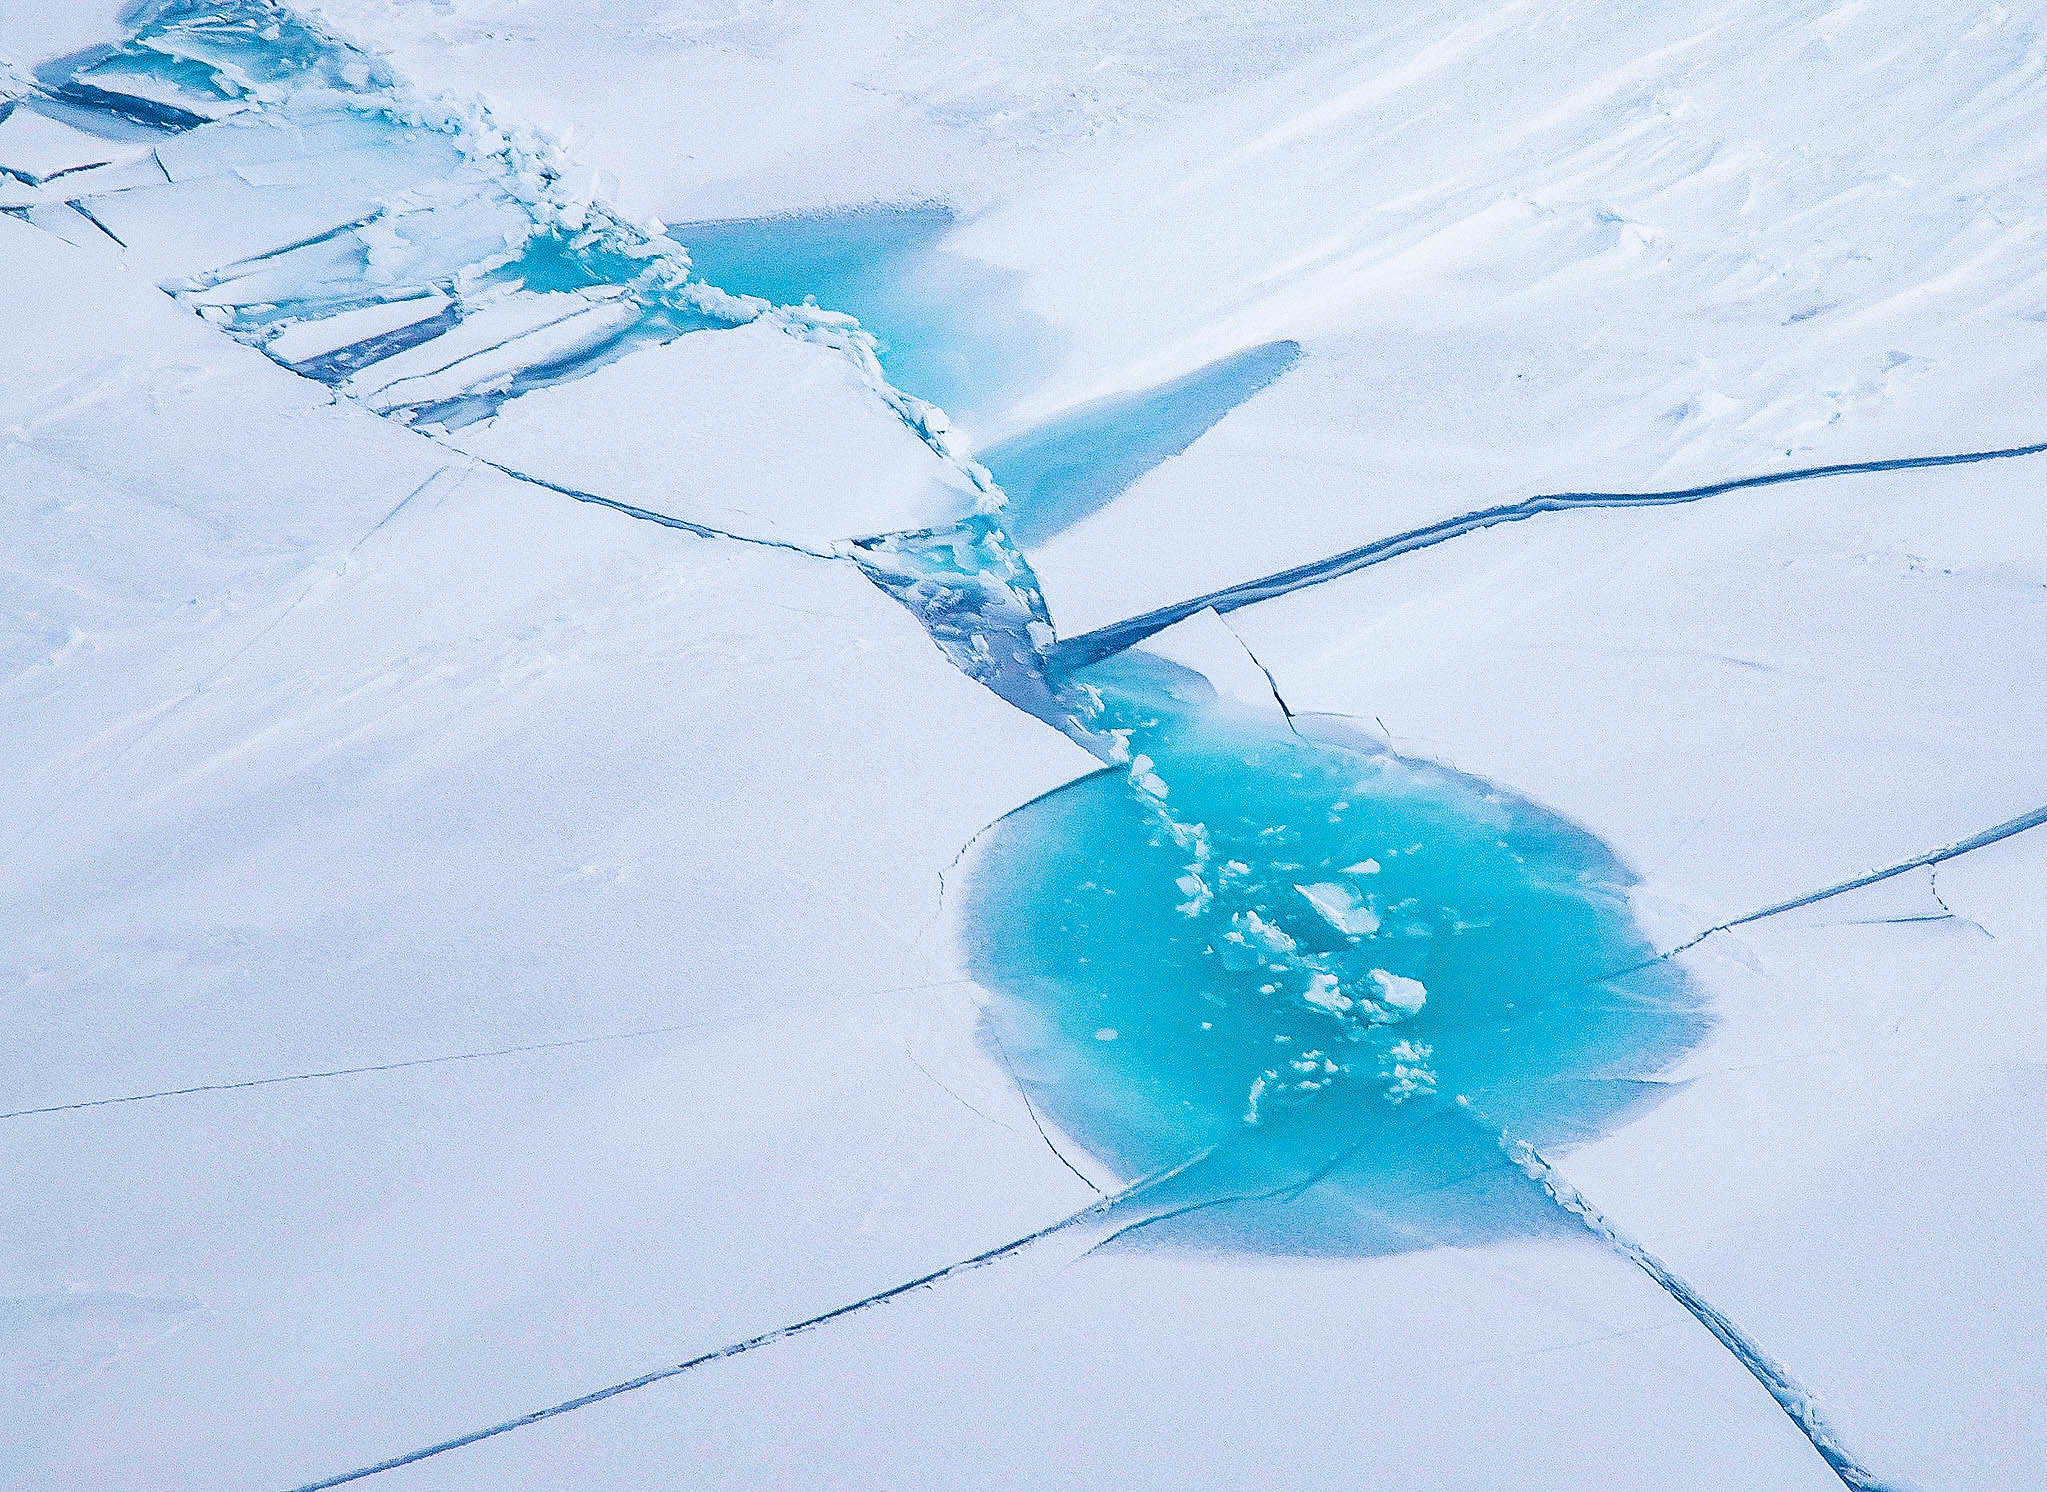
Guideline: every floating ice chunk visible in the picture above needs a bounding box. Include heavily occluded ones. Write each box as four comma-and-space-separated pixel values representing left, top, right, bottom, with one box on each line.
1301, 971, 1352, 1014
1235, 908, 1296, 955
1344, 858, 1381, 875
1294, 881, 1380, 936
1368, 968, 1427, 1017
1127, 752, 1169, 798
1094, 1028, 1117, 1041
1383, 1039, 1437, 1101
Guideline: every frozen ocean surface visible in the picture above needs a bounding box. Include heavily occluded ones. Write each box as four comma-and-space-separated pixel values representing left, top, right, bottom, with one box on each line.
5, 2, 2045, 1490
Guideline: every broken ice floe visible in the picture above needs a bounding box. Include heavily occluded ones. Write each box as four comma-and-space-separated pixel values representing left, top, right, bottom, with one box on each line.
11, 0, 990, 517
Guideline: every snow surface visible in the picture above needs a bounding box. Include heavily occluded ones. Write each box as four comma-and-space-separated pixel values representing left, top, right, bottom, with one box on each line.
451, 320, 983, 545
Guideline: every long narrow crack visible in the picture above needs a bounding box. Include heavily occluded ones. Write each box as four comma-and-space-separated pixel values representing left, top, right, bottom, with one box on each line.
1649, 799, 2047, 967
1052, 439, 2047, 669
1497, 1126, 1895, 1491
282, 1143, 1220, 1492
450, 449, 840, 560
0, 1021, 713, 1121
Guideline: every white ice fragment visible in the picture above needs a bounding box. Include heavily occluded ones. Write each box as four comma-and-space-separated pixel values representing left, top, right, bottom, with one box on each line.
1368, 968, 1427, 1017
1094, 1027, 1118, 1041
1294, 881, 1380, 936
1236, 908, 1296, 955
265, 292, 448, 364
1344, 858, 1381, 875
1128, 752, 1169, 798
1301, 971, 1353, 1014
0, 106, 136, 185
1383, 1039, 1437, 1101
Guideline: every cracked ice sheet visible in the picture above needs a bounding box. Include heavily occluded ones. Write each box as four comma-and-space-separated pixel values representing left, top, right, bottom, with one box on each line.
1559, 831, 2047, 1490
1223, 458, 2047, 1487
0, 215, 1098, 1489
351, 1234, 1841, 1492
319, 3, 2047, 540
448, 319, 985, 546
1224, 455, 2047, 941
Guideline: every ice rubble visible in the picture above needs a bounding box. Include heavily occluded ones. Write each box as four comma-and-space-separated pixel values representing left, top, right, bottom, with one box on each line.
1, 0, 991, 545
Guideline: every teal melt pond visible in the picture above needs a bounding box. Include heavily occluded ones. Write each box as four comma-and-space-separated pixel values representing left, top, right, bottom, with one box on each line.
962, 651, 1708, 1256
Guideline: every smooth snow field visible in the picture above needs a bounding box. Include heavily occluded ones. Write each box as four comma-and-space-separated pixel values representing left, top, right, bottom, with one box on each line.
5, 2, 2045, 1490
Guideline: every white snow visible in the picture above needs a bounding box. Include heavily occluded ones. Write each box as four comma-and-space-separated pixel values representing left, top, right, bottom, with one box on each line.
450, 320, 984, 544
0, 210, 1098, 1490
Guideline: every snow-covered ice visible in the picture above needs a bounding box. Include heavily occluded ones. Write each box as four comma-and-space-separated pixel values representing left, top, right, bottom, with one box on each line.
4, 2, 2044, 1489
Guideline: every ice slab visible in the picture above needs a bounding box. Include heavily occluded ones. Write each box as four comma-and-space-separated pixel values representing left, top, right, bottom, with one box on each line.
1128, 605, 1288, 724
451, 319, 985, 544
262, 290, 449, 366
339, 292, 597, 399
0, 100, 142, 184
361, 298, 640, 418
78, 170, 396, 281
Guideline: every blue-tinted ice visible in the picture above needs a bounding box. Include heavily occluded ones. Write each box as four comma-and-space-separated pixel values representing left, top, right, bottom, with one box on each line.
984, 340, 1301, 546
674, 206, 1064, 432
